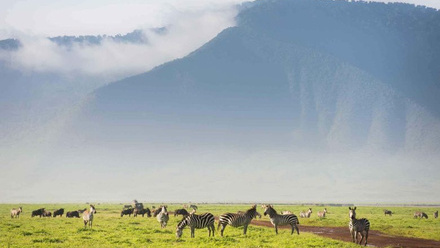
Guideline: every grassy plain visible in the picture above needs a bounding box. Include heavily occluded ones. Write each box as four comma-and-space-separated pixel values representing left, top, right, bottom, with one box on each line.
1, 204, 438, 247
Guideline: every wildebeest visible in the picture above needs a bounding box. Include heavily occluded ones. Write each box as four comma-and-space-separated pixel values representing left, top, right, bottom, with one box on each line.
174, 208, 190, 218
53, 208, 64, 217
66, 211, 80, 218
78, 208, 87, 214
32, 208, 45, 217
434, 211, 438, 219
133, 208, 151, 217
42, 210, 52, 217
11, 207, 22, 218
121, 207, 134, 217
383, 209, 393, 216
414, 211, 428, 219
83, 205, 97, 228
190, 204, 198, 210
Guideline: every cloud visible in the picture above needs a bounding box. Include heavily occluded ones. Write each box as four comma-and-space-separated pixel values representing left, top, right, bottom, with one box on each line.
0, 1, 244, 80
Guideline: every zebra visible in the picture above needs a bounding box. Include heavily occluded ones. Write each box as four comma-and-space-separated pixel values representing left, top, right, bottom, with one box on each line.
262, 204, 299, 235
281, 210, 292, 215
414, 211, 428, 219
10, 207, 22, 218
176, 213, 215, 238
317, 208, 327, 218
434, 211, 438, 219
348, 207, 370, 246
383, 209, 393, 216
300, 208, 312, 218
218, 204, 259, 236
237, 210, 261, 219
83, 205, 97, 229
156, 206, 169, 228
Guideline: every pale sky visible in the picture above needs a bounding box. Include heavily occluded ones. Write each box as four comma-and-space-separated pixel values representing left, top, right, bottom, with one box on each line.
0, 0, 439, 39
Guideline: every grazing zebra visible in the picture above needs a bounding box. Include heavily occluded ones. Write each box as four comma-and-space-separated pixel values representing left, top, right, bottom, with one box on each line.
176, 213, 215, 238
10, 207, 22, 218
300, 208, 312, 218
262, 204, 299, 235
157, 206, 169, 228
281, 210, 292, 215
348, 207, 370, 246
83, 205, 97, 229
218, 204, 260, 236
414, 211, 428, 219
317, 208, 327, 218
383, 209, 393, 216
174, 208, 190, 218
434, 211, 438, 219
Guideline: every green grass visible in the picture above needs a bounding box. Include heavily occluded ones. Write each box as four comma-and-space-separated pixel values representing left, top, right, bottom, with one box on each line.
1, 204, 438, 247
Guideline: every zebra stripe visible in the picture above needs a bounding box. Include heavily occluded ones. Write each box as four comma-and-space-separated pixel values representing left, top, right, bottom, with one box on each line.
263, 205, 299, 235
176, 213, 215, 238
218, 204, 259, 236
156, 206, 169, 228
348, 207, 370, 246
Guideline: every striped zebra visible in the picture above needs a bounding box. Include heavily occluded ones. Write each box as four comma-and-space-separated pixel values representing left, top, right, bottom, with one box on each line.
414, 211, 428, 219
83, 205, 97, 229
176, 213, 215, 238
218, 204, 259, 236
262, 204, 299, 235
348, 207, 370, 246
434, 211, 438, 219
317, 208, 327, 218
157, 206, 169, 228
300, 208, 312, 218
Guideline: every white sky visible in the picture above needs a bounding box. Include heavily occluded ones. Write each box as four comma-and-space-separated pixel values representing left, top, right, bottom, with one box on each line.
0, 0, 439, 39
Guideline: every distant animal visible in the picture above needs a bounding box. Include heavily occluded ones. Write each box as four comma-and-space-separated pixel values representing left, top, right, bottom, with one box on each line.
66, 211, 80, 218
53, 208, 64, 217
42, 210, 52, 217
317, 208, 327, 218
281, 210, 292, 215
11, 207, 23, 218
414, 212, 428, 219
153, 207, 163, 217
383, 209, 393, 216
174, 208, 190, 218
78, 208, 87, 214
262, 204, 299, 235
183, 204, 189, 209
31, 208, 45, 217
156, 206, 169, 228
176, 213, 215, 238
121, 208, 134, 217
218, 204, 260, 236
133, 208, 151, 217
434, 211, 438, 219
83, 205, 97, 228
349, 207, 370, 246
190, 204, 198, 210
300, 208, 312, 218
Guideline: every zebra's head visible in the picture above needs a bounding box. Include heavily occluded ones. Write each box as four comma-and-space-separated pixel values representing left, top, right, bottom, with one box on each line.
176, 218, 187, 238
349, 207, 357, 219
263, 204, 275, 216
90, 205, 97, 214
176, 226, 183, 238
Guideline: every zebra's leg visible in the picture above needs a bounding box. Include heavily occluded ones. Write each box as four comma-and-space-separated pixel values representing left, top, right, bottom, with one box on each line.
191, 227, 195, 238
364, 230, 369, 246
243, 224, 248, 235
210, 224, 215, 237
350, 230, 355, 243
220, 223, 226, 237
84, 220, 87, 228
296, 224, 300, 235
359, 231, 364, 245
275, 224, 278, 235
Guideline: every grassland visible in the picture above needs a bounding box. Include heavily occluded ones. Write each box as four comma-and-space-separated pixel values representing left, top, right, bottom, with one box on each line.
1, 204, 439, 247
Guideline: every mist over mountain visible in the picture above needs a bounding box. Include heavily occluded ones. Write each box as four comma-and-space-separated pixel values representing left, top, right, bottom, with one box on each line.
2, 0, 440, 203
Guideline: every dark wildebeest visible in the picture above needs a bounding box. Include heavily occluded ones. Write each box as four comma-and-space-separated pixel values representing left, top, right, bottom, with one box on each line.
53, 208, 64, 217
383, 209, 393, 216
32, 208, 45, 217
174, 209, 190, 218
78, 208, 87, 214
11, 207, 23, 218
133, 208, 151, 217
42, 210, 52, 217
121, 208, 134, 217
66, 211, 80, 218
414, 212, 428, 219
434, 211, 438, 219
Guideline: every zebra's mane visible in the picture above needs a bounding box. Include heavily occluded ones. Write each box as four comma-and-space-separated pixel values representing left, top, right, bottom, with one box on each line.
245, 205, 257, 216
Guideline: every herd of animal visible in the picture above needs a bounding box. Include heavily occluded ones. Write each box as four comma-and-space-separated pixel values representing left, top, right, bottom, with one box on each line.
9, 204, 439, 246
